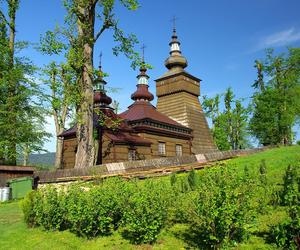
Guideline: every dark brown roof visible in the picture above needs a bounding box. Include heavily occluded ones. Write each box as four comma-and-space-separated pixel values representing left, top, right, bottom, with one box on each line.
59, 108, 151, 146
59, 108, 130, 138
0, 165, 35, 172
120, 101, 189, 129
59, 126, 76, 138
105, 130, 151, 145
94, 91, 112, 106
131, 84, 154, 102
155, 69, 201, 82
131, 124, 192, 139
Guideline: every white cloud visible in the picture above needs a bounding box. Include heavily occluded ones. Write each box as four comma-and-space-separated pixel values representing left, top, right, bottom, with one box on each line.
258, 27, 300, 49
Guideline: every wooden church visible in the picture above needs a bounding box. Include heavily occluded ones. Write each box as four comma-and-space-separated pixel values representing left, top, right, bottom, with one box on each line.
60, 28, 216, 169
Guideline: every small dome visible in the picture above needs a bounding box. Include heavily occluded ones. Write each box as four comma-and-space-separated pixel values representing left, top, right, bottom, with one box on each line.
164, 28, 188, 70
94, 91, 112, 106
131, 84, 154, 102
165, 54, 188, 69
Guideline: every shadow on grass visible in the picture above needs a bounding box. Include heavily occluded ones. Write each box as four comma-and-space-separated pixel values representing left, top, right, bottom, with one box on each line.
168, 224, 208, 250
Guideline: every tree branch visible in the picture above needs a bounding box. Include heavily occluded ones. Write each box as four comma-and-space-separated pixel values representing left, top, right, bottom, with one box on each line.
94, 13, 115, 42
0, 10, 15, 32
94, 24, 107, 42
60, 67, 70, 129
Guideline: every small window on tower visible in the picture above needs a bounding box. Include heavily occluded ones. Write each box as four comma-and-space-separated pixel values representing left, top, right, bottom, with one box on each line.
176, 144, 182, 156
158, 142, 166, 156
128, 149, 137, 161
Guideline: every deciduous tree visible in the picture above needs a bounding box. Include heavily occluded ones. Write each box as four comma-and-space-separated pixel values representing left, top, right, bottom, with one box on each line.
41, 0, 141, 168
0, 0, 49, 165
250, 48, 300, 145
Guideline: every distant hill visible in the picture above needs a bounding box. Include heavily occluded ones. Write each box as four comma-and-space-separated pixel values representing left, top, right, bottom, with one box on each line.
27, 152, 56, 169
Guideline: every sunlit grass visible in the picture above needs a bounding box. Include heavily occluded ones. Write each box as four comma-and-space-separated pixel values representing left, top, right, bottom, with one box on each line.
0, 145, 299, 249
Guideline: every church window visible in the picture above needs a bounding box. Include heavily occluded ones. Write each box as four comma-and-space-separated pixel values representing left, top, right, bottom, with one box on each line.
176, 144, 182, 156
158, 142, 166, 156
128, 149, 137, 161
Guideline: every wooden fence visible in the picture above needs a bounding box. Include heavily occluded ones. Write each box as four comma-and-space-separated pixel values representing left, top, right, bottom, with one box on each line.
36, 147, 270, 184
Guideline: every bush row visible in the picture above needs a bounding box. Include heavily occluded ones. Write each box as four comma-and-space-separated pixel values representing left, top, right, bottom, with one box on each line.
21, 161, 297, 248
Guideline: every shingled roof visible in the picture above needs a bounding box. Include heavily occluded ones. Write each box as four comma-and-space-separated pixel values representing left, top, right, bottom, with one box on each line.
120, 101, 190, 130
105, 130, 151, 145
59, 109, 152, 145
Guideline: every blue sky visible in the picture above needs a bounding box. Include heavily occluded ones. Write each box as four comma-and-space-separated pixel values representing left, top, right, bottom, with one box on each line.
5, 0, 300, 152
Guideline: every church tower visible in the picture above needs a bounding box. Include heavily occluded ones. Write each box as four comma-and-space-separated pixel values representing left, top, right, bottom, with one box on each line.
155, 28, 217, 153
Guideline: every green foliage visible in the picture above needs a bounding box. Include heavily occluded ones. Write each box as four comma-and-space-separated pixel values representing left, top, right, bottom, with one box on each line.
280, 165, 299, 206
21, 188, 67, 230
0, 0, 49, 164
34, 188, 67, 231
269, 165, 300, 249
212, 114, 231, 150
67, 179, 132, 238
121, 181, 170, 244
187, 168, 198, 191
39, 0, 144, 167
189, 167, 258, 249
20, 190, 37, 227
250, 48, 300, 146
270, 217, 300, 250
39, 30, 67, 55
21, 178, 135, 238
20, 147, 300, 247
202, 88, 250, 151
170, 172, 177, 186
259, 159, 267, 185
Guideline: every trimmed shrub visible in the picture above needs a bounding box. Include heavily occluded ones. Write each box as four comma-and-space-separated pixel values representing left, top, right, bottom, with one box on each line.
270, 216, 300, 250
21, 190, 38, 227
187, 168, 198, 190
66, 178, 133, 238
36, 187, 67, 231
189, 167, 257, 249
280, 165, 298, 206
270, 168, 300, 249
21, 187, 67, 231
121, 181, 170, 244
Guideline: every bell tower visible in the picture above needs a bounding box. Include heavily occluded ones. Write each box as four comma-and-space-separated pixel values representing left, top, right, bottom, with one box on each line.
155, 28, 217, 153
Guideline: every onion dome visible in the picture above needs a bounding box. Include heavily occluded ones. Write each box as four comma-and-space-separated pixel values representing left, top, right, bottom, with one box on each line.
165, 28, 188, 70
131, 64, 154, 102
94, 91, 112, 106
93, 58, 112, 107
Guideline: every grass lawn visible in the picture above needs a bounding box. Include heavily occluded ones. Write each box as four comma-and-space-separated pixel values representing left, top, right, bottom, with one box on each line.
0, 145, 299, 249
0, 201, 187, 250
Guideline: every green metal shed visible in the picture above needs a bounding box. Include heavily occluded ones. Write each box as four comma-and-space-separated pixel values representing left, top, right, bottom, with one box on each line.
7, 177, 33, 199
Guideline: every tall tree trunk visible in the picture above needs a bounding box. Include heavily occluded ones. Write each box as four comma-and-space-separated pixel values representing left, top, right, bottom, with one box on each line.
6, 0, 18, 165
51, 66, 70, 169
55, 136, 64, 168
74, 3, 96, 168
23, 144, 29, 166
53, 114, 67, 169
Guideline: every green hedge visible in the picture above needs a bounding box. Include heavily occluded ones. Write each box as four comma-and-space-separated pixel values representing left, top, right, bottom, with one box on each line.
21, 162, 289, 247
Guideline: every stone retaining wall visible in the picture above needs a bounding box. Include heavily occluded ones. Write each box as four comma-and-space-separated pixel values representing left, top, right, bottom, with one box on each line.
36, 147, 270, 183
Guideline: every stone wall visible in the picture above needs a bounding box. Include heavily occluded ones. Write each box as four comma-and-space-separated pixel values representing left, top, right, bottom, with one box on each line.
36, 147, 270, 184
